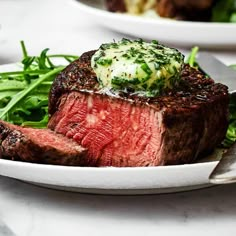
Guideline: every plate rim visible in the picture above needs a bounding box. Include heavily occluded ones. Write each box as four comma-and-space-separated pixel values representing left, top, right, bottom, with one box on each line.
0, 158, 219, 171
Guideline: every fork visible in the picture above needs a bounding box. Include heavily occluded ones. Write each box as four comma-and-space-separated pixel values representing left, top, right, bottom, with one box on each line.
0, 219, 16, 236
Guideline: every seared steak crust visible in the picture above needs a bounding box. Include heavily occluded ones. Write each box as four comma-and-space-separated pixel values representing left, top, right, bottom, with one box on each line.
48, 50, 229, 167
0, 121, 87, 166
49, 50, 98, 115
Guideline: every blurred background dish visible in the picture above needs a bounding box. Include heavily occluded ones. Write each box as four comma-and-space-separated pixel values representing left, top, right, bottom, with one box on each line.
73, 0, 236, 48
105, 0, 236, 23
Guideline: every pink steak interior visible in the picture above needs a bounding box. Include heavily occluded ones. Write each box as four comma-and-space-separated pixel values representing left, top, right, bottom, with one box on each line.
48, 91, 165, 167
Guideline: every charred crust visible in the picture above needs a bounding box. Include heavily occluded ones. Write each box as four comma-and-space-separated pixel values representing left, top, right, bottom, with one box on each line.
0, 123, 11, 141
48, 50, 99, 115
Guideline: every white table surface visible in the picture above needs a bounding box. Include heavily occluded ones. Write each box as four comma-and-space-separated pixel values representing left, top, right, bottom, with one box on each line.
1, 0, 236, 235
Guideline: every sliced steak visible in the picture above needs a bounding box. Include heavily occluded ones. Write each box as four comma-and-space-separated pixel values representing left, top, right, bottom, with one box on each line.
48, 50, 229, 167
0, 121, 87, 166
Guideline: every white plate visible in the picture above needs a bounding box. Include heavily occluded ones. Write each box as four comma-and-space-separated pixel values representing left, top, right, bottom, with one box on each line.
0, 63, 225, 195
72, 0, 236, 48
0, 158, 220, 195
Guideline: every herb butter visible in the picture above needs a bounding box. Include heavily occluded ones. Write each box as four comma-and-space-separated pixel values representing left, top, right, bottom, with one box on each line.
91, 39, 184, 97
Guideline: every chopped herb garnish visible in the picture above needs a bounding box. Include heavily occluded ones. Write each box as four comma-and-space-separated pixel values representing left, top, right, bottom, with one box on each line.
91, 38, 184, 97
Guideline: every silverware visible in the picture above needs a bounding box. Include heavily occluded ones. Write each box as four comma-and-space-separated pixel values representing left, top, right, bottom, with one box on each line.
0, 219, 16, 236
197, 52, 236, 93
197, 52, 236, 184
209, 142, 236, 184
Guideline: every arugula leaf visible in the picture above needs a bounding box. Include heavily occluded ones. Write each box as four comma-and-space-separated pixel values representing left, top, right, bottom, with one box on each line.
0, 67, 62, 119
185, 46, 199, 68
0, 41, 79, 128
222, 94, 236, 147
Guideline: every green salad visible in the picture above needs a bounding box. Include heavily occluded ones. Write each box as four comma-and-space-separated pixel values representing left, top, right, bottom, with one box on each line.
0, 41, 78, 128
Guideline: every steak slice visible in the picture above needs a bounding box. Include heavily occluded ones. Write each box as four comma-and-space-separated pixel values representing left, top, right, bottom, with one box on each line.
0, 121, 87, 166
48, 50, 229, 167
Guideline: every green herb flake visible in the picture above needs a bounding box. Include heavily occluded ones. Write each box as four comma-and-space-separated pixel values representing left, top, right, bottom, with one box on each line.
97, 58, 113, 66
141, 63, 152, 75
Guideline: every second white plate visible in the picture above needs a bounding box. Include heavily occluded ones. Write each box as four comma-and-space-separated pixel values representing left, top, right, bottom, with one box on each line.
72, 0, 236, 48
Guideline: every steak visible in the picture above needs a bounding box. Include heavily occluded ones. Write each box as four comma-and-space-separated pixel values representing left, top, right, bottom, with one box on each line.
0, 121, 87, 166
47, 50, 229, 167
